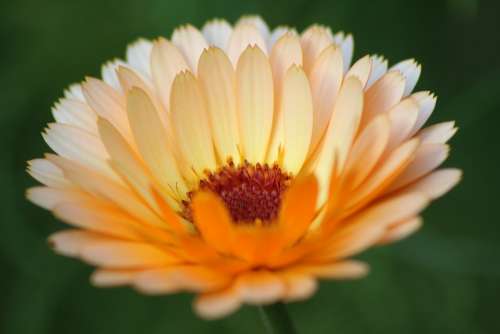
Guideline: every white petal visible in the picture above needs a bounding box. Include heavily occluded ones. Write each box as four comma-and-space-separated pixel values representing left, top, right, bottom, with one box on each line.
125, 38, 153, 80
172, 25, 208, 72
170, 71, 217, 178
202, 19, 232, 49
390, 59, 421, 97
366, 55, 388, 88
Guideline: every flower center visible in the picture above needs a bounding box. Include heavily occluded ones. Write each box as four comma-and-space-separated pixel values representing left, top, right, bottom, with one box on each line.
182, 161, 292, 224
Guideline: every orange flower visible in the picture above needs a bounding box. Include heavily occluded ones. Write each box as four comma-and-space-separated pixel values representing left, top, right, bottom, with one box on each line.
27, 16, 461, 319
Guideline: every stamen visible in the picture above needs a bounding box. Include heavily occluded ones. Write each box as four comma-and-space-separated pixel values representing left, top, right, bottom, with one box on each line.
182, 161, 292, 224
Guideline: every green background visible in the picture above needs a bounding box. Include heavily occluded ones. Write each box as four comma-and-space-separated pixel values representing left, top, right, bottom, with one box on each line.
1, 0, 499, 333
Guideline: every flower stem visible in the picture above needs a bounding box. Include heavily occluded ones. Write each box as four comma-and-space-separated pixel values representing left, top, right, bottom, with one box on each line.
258, 303, 297, 334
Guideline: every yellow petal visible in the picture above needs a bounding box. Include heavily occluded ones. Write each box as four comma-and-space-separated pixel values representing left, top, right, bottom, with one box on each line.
170, 71, 217, 178
197, 47, 241, 164
151, 38, 189, 111
309, 45, 344, 151
280, 66, 313, 173
126, 87, 188, 197
266, 33, 303, 164
235, 46, 274, 163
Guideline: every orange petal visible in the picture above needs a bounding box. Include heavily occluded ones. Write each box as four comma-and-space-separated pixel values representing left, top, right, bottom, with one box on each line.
192, 191, 235, 254
278, 174, 318, 247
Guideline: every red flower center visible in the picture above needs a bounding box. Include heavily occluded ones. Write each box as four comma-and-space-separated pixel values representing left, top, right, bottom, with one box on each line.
183, 161, 292, 223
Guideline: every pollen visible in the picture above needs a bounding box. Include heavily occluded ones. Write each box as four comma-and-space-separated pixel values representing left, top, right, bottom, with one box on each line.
183, 161, 292, 223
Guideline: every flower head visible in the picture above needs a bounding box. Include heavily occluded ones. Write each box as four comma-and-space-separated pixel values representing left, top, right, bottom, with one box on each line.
27, 15, 461, 319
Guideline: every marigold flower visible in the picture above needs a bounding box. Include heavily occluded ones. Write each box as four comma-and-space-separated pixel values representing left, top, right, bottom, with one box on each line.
27, 15, 461, 319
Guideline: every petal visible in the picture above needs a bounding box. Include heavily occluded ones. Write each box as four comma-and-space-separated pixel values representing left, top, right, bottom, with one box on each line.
235, 271, 286, 305
321, 192, 428, 259
82, 78, 132, 141
390, 59, 421, 97
236, 15, 270, 41
385, 98, 419, 151
202, 19, 232, 49
300, 25, 334, 74
378, 216, 422, 244
418, 121, 457, 144
410, 91, 437, 135
47, 154, 166, 228
227, 23, 268, 65
101, 59, 126, 92
43, 123, 117, 180
346, 55, 372, 88
297, 261, 369, 279
172, 25, 208, 72
235, 46, 274, 163
362, 71, 406, 126
309, 45, 344, 151
386, 143, 450, 192
51, 98, 97, 134
151, 38, 189, 111
191, 191, 235, 254
48, 229, 109, 257
26, 186, 87, 210
98, 118, 177, 212
312, 76, 363, 205
366, 55, 388, 88
281, 273, 317, 302
266, 33, 303, 164
170, 71, 217, 177
194, 286, 241, 320
126, 87, 188, 197
280, 66, 314, 173
333, 32, 354, 72
269, 26, 296, 48
125, 38, 153, 79
345, 138, 420, 211
279, 174, 318, 247
395, 168, 462, 200
197, 47, 241, 164
53, 201, 140, 240
81, 241, 178, 268
91, 269, 137, 287
27, 158, 70, 188
134, 266, 230, 294
343, 114, 390, 189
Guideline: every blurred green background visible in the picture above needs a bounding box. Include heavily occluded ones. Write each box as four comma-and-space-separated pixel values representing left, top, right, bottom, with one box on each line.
1, 0, 499, 333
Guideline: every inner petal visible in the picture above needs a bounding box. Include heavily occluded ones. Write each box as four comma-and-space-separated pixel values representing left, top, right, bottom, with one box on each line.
182, 161, 292, 224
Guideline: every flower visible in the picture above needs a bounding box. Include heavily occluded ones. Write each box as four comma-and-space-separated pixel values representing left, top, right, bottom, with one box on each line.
27, 15, 461, 319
